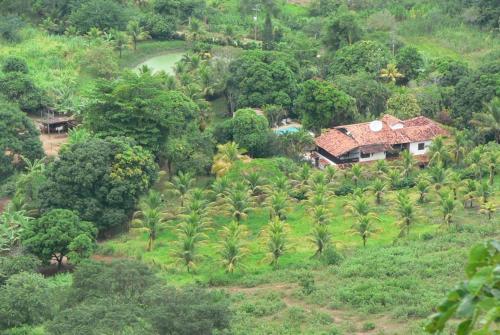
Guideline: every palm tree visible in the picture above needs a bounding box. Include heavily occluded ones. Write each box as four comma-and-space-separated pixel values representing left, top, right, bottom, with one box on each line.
386, 168, 402, 190
428, 164, 449, 191
450, 130, 470, 167
265, 191, 291, 220
349, 164, 363, 188
292, 164, 312, 197
309, 224, 332, 257
461, 179, 477, 208
482, 151, 498, 185
479, 202, 496, 222
476, 181, 492, 204
350, 214, 379, 247
211, 176, 231, 200
439, 192, 456, 227
324, 165, 337, 184
262, 217, 289, 268
272, 175, 292, 194
380, 63, 403, 82
396, 191, 417, 237
131, 190, 165, 251
223, 187, 253, 223
244, 170, 267, 198
174, 211, 209, 272
113, 31, 129, 58
400, 150, 415, 179
428, 137, 450, 167
127, 20, 150, 51
415, 176, 431, 203
447, 171, 462, 200
374, 159, 389, 177
211, 142, 249, 177
165, 171, 195, 207
369, 179, 387, 205
346, 195, 371, 217
466, 148, 484, 180
306, 192, 330, 209
310, 205, 330, 225
219, 221, 249, 273
470, 97, 500, 143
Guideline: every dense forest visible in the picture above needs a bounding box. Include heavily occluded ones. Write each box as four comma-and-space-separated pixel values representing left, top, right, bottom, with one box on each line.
0, 0, 499, 334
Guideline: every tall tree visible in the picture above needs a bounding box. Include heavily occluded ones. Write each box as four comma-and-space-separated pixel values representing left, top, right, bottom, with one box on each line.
262, 12, 274, 50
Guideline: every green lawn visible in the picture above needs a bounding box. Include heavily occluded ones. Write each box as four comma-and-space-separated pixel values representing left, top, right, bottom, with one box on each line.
100, 159, 499, 287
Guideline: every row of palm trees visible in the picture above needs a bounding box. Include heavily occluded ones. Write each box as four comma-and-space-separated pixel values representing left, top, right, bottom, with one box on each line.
129, 140, 498, 273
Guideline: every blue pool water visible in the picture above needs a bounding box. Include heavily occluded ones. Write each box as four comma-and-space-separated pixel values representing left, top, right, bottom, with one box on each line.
275, 126, 301, 135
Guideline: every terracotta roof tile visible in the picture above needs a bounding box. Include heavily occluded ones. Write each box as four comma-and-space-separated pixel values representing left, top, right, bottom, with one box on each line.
315, 115, 447, 157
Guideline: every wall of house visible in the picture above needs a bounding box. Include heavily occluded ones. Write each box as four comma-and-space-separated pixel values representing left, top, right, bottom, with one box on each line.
359, 151, 386, 162
409, 140, 432, 155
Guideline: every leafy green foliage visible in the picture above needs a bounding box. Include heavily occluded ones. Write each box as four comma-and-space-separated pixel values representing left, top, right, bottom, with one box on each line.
395, 46, 424, 83
425, 240, 500, 334
85, 72, 200, 156
0, 100, 44, 181
69, 0, 129, 33
0, 254, 40, 285
21, 209, 96, 266
227, 50, 299, 111
37, 137, 157, 233
0, 272, 52, 330
329, 40, 390, 77
322, 10, 363, 51
296, 79, 357, 133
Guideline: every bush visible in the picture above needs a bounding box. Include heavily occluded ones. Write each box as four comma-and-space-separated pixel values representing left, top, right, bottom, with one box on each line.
321, 247, 344, 266
2, 57, 28, 74
0, 254, 41, 285
298, 272, 316, 295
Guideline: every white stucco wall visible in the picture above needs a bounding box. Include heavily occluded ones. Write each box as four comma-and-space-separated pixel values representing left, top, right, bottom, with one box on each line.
359, 151, 386, 162
409, 140, 432, 155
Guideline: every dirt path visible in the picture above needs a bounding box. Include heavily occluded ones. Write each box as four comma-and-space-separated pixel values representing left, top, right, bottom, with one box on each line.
40, 133, 68, 156
225, 283, 407, 335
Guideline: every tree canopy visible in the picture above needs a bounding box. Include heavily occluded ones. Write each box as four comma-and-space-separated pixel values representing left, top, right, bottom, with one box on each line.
329, 40, 390, 77
0, 100, 44, 181
296, 79, 358, 133
85, 72, 200, 157
36, 137, 157, 233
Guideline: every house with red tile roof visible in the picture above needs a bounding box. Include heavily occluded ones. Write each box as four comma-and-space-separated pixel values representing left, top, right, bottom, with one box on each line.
313, 114, 448, 167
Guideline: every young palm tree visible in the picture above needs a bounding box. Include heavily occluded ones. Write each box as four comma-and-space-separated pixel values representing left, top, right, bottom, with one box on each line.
309, 224, 332, 257
396, 191, 417, 237
165, 171, 195, 207
219, 221, 249, 273
400, 150, 415, 179
386, 168, 402, 190
482, 151, 498, 185
211, 176, 231, 200
310, 205, 331, 225
127, 20, 151, 51
113, 31, 129, 58
374, 159, 389, 177
380, 63, 403, 82
450, 130, 470, 167
369, 179, 387, 205
428, 137, 450, 167
466, 148, 484, 180
461, 179, 477, 208
439, 192, 456, 227
244, 170, 267, 198
211, 142, 249, 177
262, 217, 290, 268
292, 164, 312, 198
272, 175, 292, 194
479, 202, 496, 222
346, 195, 371, 217
324, 165, 337, 184
476, 181, 492, 204
350, 214, 379, 247
174, 211, 210, 272
223, 187, 253, 223
415, 176, 431, 204
447, 171, 462, 200
306, 192, 330, 209
265, 191, 291, 220
131, 190, 165, 251
428, 164, 449, 191
349, 164, 364, 188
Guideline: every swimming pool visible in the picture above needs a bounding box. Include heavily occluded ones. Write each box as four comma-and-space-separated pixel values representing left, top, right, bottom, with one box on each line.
274, 126, 301, 135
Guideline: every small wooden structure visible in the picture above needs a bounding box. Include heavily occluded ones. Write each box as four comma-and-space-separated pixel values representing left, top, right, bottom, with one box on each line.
39, 109, 77, 134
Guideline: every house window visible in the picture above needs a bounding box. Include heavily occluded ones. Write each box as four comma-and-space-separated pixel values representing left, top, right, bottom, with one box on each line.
360, 152, 370, 159
418, 143, 425, 150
